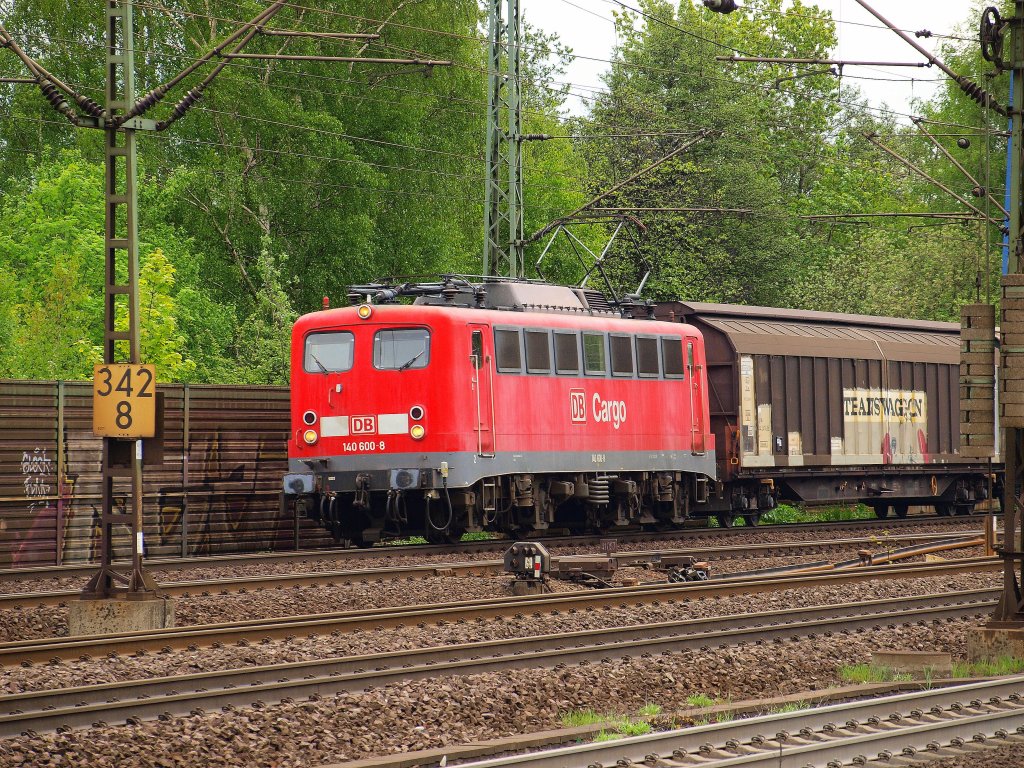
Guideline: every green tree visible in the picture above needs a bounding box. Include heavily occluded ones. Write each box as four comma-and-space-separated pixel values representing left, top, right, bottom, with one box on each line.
0, 150, 228, 381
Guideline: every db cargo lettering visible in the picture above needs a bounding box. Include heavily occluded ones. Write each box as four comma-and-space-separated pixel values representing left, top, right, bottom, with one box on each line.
592, 394, 627, 430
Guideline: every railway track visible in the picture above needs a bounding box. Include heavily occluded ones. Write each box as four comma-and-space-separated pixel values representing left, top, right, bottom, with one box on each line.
451, 676, 1024, 768
0, 532, 987, 609
0, 514, 985, 584
0, 558, 1000, 665
0, 589, 997, 738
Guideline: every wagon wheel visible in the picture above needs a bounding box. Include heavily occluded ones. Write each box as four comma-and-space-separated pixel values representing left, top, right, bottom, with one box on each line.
935, 502, 954, 517
892, 503, 909, 519
718, 512, 737, 528
743, 512, 761, 527
872, 504, 890, 519
425, 526, 463, 545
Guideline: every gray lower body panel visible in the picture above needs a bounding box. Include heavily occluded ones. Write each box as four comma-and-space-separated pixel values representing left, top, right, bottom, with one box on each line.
288, 449, 717, 493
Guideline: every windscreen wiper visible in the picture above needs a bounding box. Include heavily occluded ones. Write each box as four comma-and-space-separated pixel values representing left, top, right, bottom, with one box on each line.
309, 353, 329, 374
397, 346, 426, 371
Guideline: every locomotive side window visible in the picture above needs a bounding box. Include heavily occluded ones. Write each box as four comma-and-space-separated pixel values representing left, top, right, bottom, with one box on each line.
661, 337, 685, 378
471, 330, 484, 370
610, 334, 634, 377
583, 333, 606, 375
554, 332, 580, 375
494, 328, 523, 373
373, 328, 430, 370
525, 330, 551, 373
636, 336, 660, 378
304, 331, 355, 373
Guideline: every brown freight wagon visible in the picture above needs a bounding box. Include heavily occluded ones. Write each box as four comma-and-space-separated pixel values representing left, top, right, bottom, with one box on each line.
656, 302, 995, 527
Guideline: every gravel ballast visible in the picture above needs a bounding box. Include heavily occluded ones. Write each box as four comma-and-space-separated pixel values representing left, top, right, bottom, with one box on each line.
0, 571, 999, 694
0, 618, 986, 768
922, 743, 1024, 767
0, 520, 984, 596
0, 539, 990, 643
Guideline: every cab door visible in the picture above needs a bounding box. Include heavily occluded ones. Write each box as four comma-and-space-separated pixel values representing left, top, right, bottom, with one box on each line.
687, 338, 706, 455
470, 325, 495, 456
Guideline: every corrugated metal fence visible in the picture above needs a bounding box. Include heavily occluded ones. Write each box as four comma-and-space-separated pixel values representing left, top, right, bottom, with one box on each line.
0, 381, 332, 568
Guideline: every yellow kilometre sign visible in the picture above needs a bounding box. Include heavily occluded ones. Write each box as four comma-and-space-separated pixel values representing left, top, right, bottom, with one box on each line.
92, 364, 156, 438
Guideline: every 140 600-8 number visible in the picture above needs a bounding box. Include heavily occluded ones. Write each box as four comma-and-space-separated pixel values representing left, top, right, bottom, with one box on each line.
342, 440, 385, 452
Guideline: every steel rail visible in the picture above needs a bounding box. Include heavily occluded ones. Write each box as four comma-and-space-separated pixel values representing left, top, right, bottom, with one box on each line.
0, 590, 997, 737
0, 517, 986, 583
0, 558, 1000, 665
455, 676, 1024, 768
0, 533, 985, 609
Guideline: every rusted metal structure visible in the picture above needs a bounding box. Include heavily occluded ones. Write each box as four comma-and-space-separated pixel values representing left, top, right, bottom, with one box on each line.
87, 0, 152, 597
657, 302, 992, 524
960, 304, 998, 461
0, 381, 329, 568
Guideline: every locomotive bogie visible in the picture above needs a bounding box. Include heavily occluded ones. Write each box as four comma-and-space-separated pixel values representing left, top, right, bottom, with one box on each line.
299, 468, 699, 543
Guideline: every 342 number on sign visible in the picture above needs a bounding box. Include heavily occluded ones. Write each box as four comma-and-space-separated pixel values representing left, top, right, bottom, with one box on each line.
93, 364, 156, 438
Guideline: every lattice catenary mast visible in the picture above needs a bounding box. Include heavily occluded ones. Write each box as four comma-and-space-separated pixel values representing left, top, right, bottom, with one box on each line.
483, 0, 524, 278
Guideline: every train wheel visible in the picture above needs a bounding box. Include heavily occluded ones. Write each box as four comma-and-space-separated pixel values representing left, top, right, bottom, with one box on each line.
315, 495, 329, 524
935, 502, 954, 516
718, 513, 737, 528
743, 512, 760, 527
893, 503, 909, 519
426, 526, 465, 545
872, 504, 889, 519
328, 497, 344, 540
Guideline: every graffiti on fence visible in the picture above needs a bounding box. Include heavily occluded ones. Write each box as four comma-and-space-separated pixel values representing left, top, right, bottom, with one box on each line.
21, 448, 53, 500
2, 384, 311, 568
157, 429, 289, 556
8, 447, 59, 568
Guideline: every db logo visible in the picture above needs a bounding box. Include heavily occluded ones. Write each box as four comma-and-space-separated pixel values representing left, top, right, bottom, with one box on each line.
570, 390, 587, 423
351, 415, 377, 435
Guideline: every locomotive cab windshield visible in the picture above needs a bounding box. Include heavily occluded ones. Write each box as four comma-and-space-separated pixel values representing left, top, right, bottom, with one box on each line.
304, 331, 354, 373
374, 328, 430, 370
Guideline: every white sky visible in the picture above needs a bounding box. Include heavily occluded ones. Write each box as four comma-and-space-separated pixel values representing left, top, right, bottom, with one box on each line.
519, 0, 987, 123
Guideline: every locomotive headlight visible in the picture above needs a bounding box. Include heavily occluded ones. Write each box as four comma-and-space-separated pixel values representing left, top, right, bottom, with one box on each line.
303, 429, 319, 445
410, 424, 426, 440
357, 304, 373, 320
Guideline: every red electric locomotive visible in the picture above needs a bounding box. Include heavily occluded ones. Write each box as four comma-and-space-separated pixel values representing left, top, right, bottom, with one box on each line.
285, 279, 716, 545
